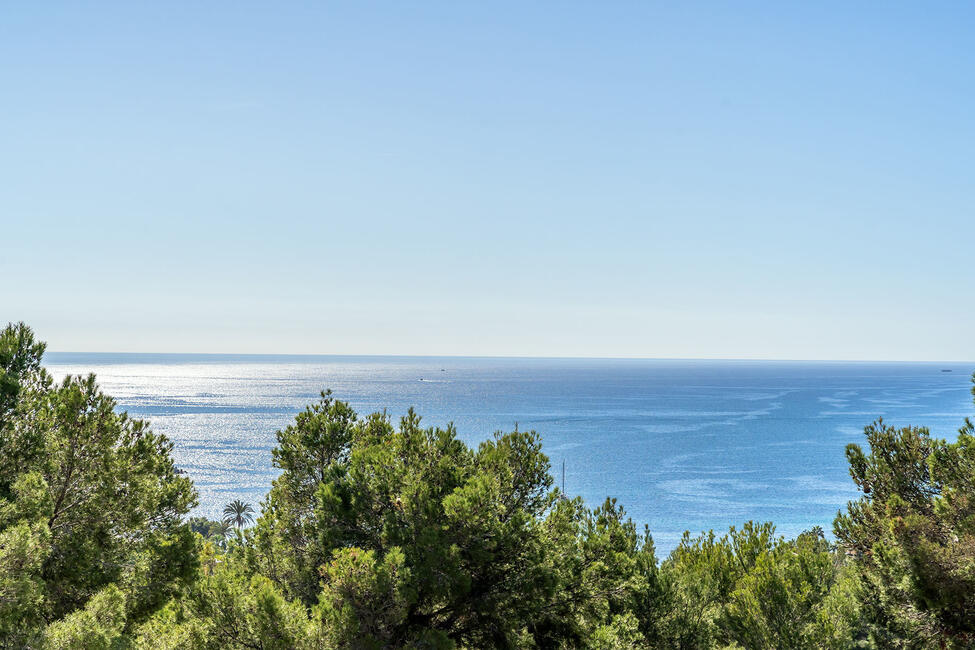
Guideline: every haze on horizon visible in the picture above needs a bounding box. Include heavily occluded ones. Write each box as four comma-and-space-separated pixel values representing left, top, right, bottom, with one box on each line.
3, 3, 973, 362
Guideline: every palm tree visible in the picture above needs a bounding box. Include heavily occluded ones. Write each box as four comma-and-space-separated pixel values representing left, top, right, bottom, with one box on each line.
222, 500, 255, 528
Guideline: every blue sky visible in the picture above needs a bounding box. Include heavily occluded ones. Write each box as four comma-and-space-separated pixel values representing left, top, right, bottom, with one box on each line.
2, 2, 973, 359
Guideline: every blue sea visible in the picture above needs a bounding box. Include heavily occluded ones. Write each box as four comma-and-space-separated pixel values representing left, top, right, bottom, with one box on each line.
44, 354, 974, 554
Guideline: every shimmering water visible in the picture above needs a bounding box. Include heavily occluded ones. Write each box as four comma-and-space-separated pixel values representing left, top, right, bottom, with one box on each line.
45, 354, 974, 553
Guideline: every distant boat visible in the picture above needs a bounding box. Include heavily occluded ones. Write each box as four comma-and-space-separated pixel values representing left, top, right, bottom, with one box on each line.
941, 369, 952, 372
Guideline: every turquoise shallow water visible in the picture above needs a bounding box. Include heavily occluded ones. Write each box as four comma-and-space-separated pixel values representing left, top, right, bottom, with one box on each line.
45, 354, 974, 554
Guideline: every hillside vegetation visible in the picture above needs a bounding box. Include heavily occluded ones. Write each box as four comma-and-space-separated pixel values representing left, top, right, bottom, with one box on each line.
2, 322, 973, 649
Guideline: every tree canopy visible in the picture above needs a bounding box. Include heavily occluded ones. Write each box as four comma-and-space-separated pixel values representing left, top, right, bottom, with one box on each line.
223, 500, 255, 529
0, 323, 198, 647
1, 321, 973, 648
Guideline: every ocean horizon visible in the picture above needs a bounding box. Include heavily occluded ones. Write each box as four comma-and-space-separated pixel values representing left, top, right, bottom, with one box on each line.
45, 352, 975, 554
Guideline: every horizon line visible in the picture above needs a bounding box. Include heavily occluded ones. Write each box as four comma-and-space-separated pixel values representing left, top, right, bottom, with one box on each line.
44, 350, 975, 366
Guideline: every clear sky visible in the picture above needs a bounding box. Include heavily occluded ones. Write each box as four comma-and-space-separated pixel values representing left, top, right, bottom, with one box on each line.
2, 2, 973, 360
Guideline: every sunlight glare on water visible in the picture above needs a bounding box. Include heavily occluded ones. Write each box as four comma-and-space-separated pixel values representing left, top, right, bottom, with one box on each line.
45, 354, 974, 554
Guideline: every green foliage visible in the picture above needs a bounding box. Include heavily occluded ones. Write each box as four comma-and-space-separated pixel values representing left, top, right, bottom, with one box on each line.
0, 322, 46, 431
251, 397, 555, 645
658, 523, 858, 649
35, 372, 199, 621
3, 321, 975, 649
128, 599, 209, 650
249, 391, 359, 604
529, 496, 662, 647
222, 499, 255, 528
188, 516, 232, 540
0, 323, 50, 500
311, 546, 415, 648
247, 394, 664, 647
42, 583, 127, 649
834, 377, 975, 648
723, 528, 840, 648
0, 323, 200, 645
191, 568, 310, 649
0, 473, 52, 646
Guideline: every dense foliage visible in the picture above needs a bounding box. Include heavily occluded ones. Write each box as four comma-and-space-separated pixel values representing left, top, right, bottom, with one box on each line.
1, 321, 973, 648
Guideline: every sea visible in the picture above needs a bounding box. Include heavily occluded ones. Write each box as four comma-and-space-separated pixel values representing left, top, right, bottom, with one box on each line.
44, 354, 974, 555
